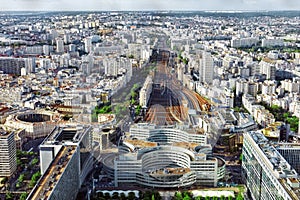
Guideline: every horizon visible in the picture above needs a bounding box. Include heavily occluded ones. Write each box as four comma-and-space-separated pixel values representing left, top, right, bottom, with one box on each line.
0, 9, 300, 13
1, 0, 300, 12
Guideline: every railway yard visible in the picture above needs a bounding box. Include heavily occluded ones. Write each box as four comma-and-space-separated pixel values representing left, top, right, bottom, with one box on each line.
144, 49, 211, 126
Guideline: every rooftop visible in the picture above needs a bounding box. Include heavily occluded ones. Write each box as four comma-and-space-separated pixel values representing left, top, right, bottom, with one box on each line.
126, 139, 157, 148
28, 145, 77, 200
250, 131, 296, 177
43, 125, 91, 145
248, 131, 300, 200
150, 167, 191, 176
172, 142, 199, 150
0, 128, 11, 137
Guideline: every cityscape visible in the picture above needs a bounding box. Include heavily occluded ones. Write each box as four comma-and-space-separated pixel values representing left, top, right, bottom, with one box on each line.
0, 7, 299, 200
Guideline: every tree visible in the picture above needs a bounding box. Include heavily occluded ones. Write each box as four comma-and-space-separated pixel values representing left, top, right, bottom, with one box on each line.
183, 196, 192, 200
143, 190, 152, 200
5, 192, 13, 200
31, 158, 39, 165
153, 191, 162, 200
18, 174, 25, 183
20, 192, 28, 200
175, 191, 183, 200
112, 192, 119, 199
120, 192, 126, 200
138, 190, 144, 199
236, 192, 243, 200
30, 171, 41, 188
183, 191, 193, 199
128, 192, 136, 200
104, 192, 111, 199
97, 191, 104, 198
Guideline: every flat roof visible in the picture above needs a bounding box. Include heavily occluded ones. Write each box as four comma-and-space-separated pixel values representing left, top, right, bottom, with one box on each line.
43, 125, 91, 145
248, 131, 300, 200
0, 128, 12, 137
150, 168, 191, 176
173, 142, 199, 150
28, 145, 77, 200
126, 139, 157, 148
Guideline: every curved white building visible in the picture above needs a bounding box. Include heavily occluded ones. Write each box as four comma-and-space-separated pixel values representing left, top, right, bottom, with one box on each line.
102, 124, 225, 189
129, 123, 207, 145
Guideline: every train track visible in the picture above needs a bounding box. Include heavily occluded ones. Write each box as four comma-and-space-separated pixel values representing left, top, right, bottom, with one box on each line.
144, 48, 210, 126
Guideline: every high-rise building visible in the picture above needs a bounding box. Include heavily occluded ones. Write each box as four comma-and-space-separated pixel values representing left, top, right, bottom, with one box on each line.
277, 144, 300, 175
0, 128, 17, 177
242, 131, 300, 200
231, 37, 259, 48
84, 37, 92, 53
43, 45, 50, 56
28, 145, 80, 200
260, 58, 276, 80
63, 33, 70, 44
25, 57, 36, 74
199, 51, 214, 84
39, 125, 93, 183
81, 54, 94, 75
0, 57, 26, 75
28, 125, 94, 200
56, 38, 64, 53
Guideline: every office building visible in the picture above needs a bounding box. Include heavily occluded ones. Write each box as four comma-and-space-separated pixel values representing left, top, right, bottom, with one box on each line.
102, 124, 225, 188
199, 51, 214, 84
27, 145, 80, 200
129, 123, 207, 145
43, 45, 50, 56
39, 125, 93, 183
84, 37, 93, 53
0, 128, 17, 177
277, 144, 300, 175
231, 37, 259, 48
28, 125, 94, 200
242, 131, 300, 200
56, 38, 64, 53
262, 38, 284, 47
0, 57, 26, 76
260, 58, 276, 80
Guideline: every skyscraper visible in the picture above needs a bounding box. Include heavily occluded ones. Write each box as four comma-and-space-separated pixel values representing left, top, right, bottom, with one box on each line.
25, 57, 36, 74
0, 128, 17, 177
43, 45, 50, 56
200, 51, 214, 84
84, 37, 92, 53
56, 38, 64, 53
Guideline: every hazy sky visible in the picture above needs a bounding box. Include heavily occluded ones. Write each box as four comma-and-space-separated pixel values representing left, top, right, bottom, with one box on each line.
1, 0, 300, 11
